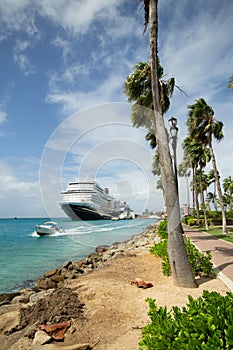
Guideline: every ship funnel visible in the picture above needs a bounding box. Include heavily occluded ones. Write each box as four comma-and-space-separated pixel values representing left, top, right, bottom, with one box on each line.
104, 188, 109, 194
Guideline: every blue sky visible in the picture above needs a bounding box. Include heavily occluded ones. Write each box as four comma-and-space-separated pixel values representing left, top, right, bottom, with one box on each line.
0, 0, 232, 218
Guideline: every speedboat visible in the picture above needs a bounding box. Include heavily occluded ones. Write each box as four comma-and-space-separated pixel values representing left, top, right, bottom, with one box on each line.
35, 221, 61, 236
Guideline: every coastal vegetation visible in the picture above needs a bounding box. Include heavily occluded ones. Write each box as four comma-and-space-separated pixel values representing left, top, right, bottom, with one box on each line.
125, 0, 197, 288
150, 220, 215, 277
139, 291, 233, 349
184, 98, 227, 234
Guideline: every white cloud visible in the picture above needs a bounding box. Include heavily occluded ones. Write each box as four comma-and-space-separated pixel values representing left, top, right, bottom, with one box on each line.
0, 160, 47, 217
0, 0, 38, 38
0, 111, 7, 125
46, 71, 127, 114
13, 39, 36, 75
51, 36, 71, 63
0, 161, 37, 196
39, 0, 125, 35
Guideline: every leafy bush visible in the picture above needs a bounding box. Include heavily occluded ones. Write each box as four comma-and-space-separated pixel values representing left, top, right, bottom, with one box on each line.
187, 218, 208, 226
157, 219, 168, 239
188, 218, 198, 226
150, 239, 167, 259
150, 240, 170, 276
185, 238, 215, 276
139, 291, 233, 349
150, 238, 215, 277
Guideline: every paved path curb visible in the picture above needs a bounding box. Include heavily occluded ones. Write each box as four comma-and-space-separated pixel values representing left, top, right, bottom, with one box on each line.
183, 225, 233, 292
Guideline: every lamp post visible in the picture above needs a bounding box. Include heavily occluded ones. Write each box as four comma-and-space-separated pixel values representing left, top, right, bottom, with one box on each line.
169, 117, 179, 191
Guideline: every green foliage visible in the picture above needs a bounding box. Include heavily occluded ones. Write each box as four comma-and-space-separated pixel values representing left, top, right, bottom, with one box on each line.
187, 218, 209, 226
150, 240, 170, 276
188, 218, 198, 226
185, 238, 215, 276
150, 239, 167, 259
139, 291, 233, 349
150, 238, 214, 278
157, 219, 168, 239
182, 216, 192, 225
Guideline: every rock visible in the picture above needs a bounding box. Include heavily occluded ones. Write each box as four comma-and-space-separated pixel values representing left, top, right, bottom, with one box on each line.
0, 310, 20, 334
61, 261, 73, 270
95, 245, 110, 253
0, 292, 20, 306
43, 269, 58, 278
9, 335, 32, 349
11, 290, 35, 304
32, 330, 51, 345
51, 274, 65, 283
35, 278, 56, 290
29, 290, 54, 304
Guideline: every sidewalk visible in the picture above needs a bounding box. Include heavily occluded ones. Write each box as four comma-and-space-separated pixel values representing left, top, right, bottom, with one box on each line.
183, 224, 233, 292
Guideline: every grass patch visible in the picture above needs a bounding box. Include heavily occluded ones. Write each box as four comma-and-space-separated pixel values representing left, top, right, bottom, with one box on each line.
195, 225, 233, 244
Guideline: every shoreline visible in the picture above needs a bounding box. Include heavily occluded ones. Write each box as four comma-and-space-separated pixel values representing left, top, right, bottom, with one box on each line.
0, 220, 230, 350
0, 218, 156, 295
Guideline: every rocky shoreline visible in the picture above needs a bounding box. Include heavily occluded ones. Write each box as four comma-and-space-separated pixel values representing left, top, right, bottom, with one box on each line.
0, 221, 160, 350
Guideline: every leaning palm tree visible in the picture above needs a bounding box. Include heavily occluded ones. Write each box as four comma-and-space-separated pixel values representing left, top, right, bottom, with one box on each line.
138, 0, 197, 287
187, 98, 227, 234
124, 60, 175, 148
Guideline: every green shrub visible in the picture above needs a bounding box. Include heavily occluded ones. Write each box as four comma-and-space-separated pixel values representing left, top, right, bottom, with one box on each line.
185, 238, 215, 276
188, 218, 198, 226
187, 218, 209, 227
150, 238, 214, 278
139, 291, 233, 349
157, 219, 168, 239
150, 240, 167, 259
150, 240, 170, 276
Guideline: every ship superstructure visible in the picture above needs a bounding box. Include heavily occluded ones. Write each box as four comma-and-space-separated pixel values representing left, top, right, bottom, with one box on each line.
60, 180, 133, 220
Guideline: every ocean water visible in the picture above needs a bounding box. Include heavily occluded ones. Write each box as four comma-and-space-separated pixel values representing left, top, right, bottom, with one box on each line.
0, 217, 156, 294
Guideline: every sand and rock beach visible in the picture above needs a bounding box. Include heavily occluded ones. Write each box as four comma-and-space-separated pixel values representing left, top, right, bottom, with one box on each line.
0, 222, 230, 350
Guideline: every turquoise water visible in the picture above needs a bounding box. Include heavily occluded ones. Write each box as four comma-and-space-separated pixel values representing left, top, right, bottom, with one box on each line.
0, 217, 156, 294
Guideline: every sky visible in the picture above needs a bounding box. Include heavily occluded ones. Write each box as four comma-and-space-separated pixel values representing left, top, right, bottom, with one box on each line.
0, 0, 232, 218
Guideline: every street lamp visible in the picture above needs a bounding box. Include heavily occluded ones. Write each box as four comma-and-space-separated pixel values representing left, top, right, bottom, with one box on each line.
168, 117, 179, 191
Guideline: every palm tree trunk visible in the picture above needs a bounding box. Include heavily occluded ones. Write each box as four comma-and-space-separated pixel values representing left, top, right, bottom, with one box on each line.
185, 175, 190, 214
149, 0, 197, 288
192, 165, 195, 212
209, 144, 228, 234
200, 168, 209, 230
193, 165, 200, 225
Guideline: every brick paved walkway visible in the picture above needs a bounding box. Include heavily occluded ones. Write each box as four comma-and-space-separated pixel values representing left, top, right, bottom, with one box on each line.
183, 225, 233, 292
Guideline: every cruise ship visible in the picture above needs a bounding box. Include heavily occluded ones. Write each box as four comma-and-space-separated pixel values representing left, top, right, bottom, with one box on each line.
60, 180, 134, 220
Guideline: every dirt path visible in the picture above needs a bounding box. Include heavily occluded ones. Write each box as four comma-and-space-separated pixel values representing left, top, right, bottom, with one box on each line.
64, 250, 229, 349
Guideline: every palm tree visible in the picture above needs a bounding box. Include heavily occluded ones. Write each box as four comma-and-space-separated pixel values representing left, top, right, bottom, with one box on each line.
183, 137, 201, 225
223, 176, 233, 211
207, 169, 218, 205
124, 60, 175, 150
206, 192, 219, 211
183, 137, 210, 229
178, 160, 191, 214
141, 0, 197, 287
187, 98, 227, 234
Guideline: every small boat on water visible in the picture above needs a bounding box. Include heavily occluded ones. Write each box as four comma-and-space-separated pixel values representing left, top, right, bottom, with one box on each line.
35, 221, 61, 236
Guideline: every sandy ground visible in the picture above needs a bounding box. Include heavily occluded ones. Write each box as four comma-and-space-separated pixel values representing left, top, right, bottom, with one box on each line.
63, 250, 230, 350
